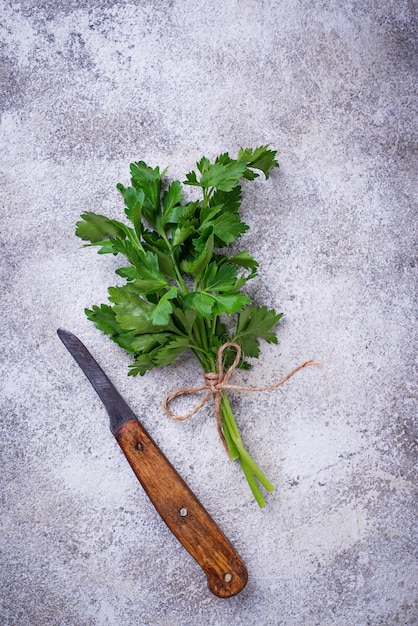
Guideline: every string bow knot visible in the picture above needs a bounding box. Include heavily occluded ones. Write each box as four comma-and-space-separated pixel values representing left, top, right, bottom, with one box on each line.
162, 341, 321, 450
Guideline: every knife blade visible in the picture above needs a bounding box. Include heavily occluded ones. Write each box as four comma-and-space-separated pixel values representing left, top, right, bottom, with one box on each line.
57, 328, 248, 598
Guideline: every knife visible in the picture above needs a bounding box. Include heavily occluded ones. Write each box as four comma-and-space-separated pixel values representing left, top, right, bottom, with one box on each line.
57, 328, 248, 598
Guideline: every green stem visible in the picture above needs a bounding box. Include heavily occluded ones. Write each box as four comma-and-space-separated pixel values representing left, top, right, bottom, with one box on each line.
211, 313, 218, 339
220, 392, 275, 507
189, 306, 275, 506
161, 232, 189, 296
203, 188, 211, 208
172, 259, 188, 295
196, 317, 209, 354
192, 319, 203, 351
240, 462, 267, 508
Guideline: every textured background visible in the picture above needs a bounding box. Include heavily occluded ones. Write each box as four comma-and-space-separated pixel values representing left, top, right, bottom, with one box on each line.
1, 1, 417, 625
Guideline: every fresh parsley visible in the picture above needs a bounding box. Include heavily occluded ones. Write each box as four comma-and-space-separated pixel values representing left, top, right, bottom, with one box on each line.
76, 146, 282, 506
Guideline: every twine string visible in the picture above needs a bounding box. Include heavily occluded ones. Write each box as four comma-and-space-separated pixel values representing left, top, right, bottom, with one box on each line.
162, 342, 321, 449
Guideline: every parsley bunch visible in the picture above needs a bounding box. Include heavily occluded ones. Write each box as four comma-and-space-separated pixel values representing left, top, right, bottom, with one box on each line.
76, 146, 282, 506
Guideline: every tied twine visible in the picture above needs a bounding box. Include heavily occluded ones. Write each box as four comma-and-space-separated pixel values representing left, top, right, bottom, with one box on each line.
163, 342, 322, 451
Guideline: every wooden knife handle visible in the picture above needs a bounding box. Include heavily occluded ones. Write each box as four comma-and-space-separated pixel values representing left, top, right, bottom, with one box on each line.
114, 419, 248, 598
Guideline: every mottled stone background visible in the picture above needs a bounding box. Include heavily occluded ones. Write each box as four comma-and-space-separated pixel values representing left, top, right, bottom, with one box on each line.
1, 1, 416, 625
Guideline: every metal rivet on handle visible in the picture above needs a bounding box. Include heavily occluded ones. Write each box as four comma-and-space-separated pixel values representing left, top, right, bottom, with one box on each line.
179, 507, 188, 517
136, 442, 143, 451
224, 573, 232, 583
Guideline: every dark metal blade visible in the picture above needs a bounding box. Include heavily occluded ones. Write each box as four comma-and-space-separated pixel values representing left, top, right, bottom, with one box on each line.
57, 328, 137, 434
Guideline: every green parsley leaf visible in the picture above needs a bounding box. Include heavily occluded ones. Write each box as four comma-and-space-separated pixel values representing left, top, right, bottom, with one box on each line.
128, 350, 160, 376
199, 160, 247, 192
116, 185, 144, 239
183, 169, 199, 187
203, 262, 238, 292
152, 336, 190, 367
85, 303, 123, 336
137, 251, 168, 286
210, 186, 242, 213
76, 213, 128, 243
183, 292, 215, 319
201, 212, 249, 246
130, 161, 162, 210
234, 305, 283, 357
172, 220, 196, 248
211, 293, 251, 315
164, 201, 199, 225
227, 250, 259, 270
162, 180, 183, 225
171, 306, 196, 336
146, 286, 178, 326
115, 266, 138, 281
238, 145, 279, 179
180, 233, 214, 277
196, 156, 211, 174
116, 332, 172, 355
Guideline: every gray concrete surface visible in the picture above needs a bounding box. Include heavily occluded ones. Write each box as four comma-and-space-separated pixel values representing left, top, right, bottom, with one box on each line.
1, 1, 417, 625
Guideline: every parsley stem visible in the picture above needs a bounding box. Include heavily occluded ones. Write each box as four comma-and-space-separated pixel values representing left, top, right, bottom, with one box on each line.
240, 461, 267, 508
161, 232, 189, 296
203, 188, 211, 208
190, 348, 205, 369
172, 261, 188, 296
219, 392, 275, 507
196, 317, 209, 354
211, 313, 218, 338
